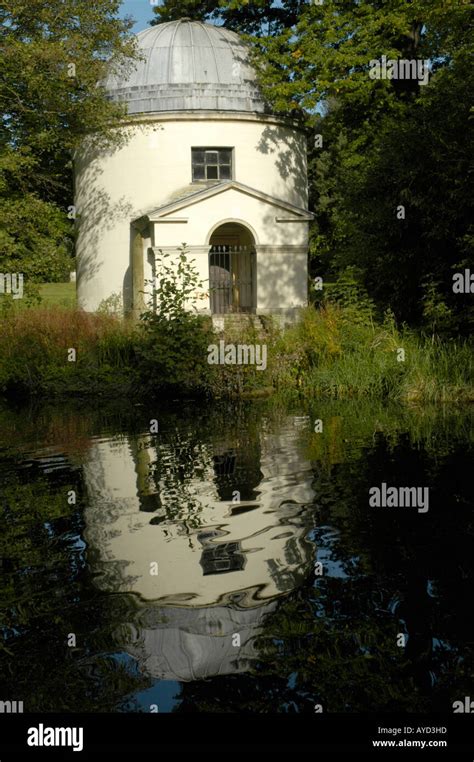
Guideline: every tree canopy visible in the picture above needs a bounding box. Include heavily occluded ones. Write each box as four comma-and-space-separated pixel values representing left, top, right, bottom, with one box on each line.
0, 0, 137, 284
153, 0, 473, 331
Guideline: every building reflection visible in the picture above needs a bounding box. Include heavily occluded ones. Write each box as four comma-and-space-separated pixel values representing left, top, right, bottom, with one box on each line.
83, 416, 315, 681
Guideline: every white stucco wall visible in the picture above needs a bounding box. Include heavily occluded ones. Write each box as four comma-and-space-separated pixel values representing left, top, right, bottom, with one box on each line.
74, 113, 310, 313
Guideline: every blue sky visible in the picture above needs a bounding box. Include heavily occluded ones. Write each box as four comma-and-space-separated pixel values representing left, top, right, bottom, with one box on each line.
120, 0, 284, 34
120, 0, 157, 34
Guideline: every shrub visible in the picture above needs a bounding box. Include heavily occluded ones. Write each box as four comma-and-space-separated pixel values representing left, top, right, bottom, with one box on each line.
133, 244, 215, 394
134, 311, 215, 394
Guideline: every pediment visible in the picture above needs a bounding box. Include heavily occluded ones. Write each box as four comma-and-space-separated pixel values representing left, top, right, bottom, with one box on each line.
136, 181, 313, 224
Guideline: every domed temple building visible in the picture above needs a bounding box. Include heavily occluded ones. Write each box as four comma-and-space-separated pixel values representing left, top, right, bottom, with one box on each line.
75, 18, 313, 321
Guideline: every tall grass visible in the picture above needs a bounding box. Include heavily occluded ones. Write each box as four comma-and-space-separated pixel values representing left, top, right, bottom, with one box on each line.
0, 307, 135, 397
0, 303, 471, 402
271, 305, 473, 404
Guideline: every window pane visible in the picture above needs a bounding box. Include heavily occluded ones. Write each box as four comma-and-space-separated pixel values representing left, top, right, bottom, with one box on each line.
192, 150, 205, 163
219, 150, 232, 164
220, 165, 231, 179
205, 151, 218, 165
206, 165, 218, 179
193, 164, 205, 180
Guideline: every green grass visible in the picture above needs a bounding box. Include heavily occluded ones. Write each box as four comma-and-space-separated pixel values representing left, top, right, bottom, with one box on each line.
212, 303, 473, 404
270, 305, 473, 404
0, 282, 76, 310
39, 282, 76, 307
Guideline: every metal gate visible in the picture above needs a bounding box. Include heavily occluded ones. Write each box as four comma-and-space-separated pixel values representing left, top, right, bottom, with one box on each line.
209, 244, 255, 314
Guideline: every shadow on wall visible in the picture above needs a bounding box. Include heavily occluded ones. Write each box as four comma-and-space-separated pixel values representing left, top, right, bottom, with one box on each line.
123, 253, 132, 314
75, 134, 134, 307
75, 121, 309, 312
258, 199, 309, 312
256, 124, 309, 207
254, 123, 310, 311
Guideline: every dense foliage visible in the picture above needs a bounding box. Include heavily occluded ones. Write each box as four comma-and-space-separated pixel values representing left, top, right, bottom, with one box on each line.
153, 0, 473, 333
0, 0, 137, 283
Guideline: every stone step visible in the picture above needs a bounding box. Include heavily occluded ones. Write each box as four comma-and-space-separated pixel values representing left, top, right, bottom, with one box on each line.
211, 313, 269, 338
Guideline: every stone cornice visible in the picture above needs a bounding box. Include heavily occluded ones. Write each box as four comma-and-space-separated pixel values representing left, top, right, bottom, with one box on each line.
119, 110, 307, 133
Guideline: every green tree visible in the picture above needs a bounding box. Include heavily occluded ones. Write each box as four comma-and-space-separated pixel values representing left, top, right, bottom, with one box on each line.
151, 0, 302, 35
0, 0, 137, 282
253, 0, 473, 329
154, 0, 473, 331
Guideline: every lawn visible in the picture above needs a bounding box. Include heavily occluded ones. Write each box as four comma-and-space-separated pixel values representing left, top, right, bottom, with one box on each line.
0, 281, 76, 310
39, 282, 76, 307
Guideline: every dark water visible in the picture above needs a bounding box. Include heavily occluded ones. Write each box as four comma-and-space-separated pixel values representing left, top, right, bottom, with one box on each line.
0, 399, 472, 713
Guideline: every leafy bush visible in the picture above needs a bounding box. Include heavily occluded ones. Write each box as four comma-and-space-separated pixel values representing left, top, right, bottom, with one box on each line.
134, 311, 214, 393
134, 245, 215, 394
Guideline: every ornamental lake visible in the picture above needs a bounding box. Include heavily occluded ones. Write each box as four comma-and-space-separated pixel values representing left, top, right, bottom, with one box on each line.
0, 399, 472, 712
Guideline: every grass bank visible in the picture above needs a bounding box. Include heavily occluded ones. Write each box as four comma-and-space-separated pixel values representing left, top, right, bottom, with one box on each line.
0, 303, 471, 402
0, 307, 134, 397
270, 305, 473, 404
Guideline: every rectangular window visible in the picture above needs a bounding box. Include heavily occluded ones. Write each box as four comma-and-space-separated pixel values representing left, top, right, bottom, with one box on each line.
192, 147, 233, 181
200, 542, 245, 575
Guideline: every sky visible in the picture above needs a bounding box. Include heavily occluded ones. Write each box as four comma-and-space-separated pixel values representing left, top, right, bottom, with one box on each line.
120, 0, 284, 34
120, 0, 157, 34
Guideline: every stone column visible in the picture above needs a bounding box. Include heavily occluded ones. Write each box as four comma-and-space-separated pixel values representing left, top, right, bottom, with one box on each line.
131, 225, 146, 321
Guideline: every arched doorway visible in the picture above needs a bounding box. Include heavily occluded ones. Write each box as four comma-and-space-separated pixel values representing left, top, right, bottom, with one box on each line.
208, 223, 256, 314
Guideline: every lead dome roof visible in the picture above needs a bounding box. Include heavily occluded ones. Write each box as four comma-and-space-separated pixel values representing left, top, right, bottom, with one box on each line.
105, 18, 268, 115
